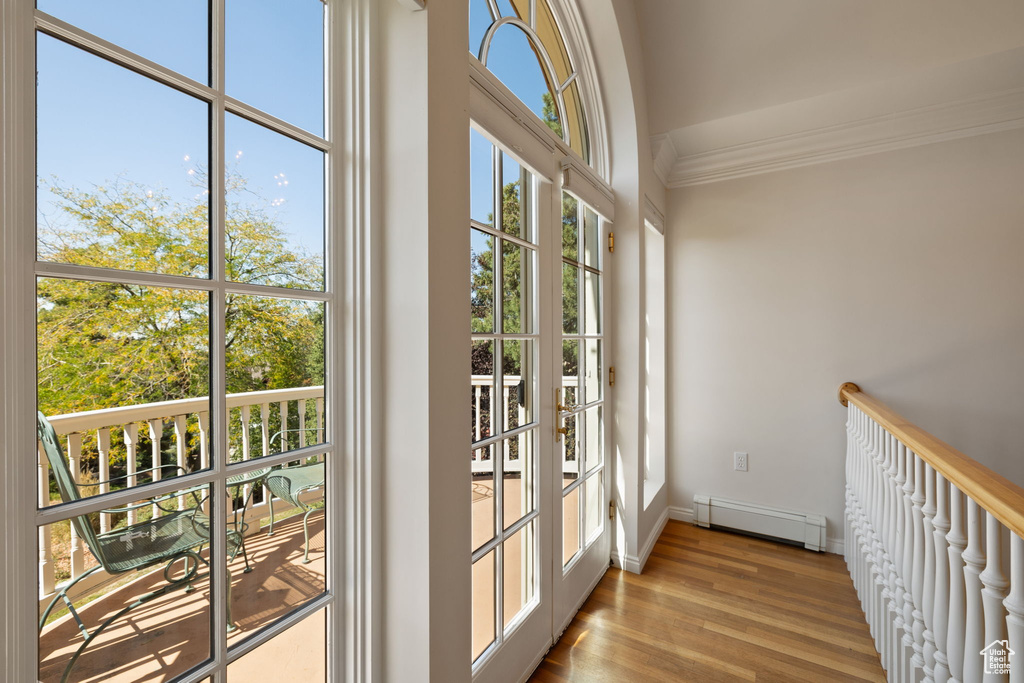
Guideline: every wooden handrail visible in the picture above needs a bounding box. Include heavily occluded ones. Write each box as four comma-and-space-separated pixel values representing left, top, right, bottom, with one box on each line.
839, 382, 1024, 539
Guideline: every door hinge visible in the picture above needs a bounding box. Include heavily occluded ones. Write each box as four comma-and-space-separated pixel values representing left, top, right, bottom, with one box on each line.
609, 500, 616, 520
608, 232, 614, 253
609, 366, 615, 386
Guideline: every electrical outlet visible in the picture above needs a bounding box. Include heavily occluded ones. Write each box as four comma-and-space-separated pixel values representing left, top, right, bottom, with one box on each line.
734, 452, 748, 472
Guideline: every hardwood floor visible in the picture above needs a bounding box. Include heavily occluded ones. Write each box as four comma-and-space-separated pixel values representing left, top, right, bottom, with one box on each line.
530, 521, 885, 682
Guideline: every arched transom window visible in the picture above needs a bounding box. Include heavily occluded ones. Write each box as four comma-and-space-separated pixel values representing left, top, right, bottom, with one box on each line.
470, 0, 591, 164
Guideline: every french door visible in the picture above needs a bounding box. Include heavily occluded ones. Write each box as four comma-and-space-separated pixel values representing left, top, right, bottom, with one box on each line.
469, 123, 611, 681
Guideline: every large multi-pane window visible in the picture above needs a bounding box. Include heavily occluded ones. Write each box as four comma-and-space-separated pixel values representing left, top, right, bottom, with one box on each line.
33, 2, 334, 681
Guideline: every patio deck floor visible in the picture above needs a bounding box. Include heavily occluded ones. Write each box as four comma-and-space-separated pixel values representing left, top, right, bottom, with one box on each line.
39, 510, 327, 683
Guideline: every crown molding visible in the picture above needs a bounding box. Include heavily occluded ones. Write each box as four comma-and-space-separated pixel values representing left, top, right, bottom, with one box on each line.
661, 86, 1024, 187
650, 47, 1024, 189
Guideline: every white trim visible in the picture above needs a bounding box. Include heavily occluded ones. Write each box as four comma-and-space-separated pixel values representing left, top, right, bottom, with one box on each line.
656, 85, 1024, 188
668, 505, 694, 524
614, 505, 667, 574
826, 537, 845, 556
395, 0, 425, 10
642, 195, 665, 235
650, 134, 676, 188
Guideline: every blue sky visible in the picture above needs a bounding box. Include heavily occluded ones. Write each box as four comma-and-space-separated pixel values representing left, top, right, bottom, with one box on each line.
36, 0, 325, 281
469, 0, 552, 260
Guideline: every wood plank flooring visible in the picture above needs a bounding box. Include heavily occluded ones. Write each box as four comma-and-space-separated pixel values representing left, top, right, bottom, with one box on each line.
529, 521, 884, 682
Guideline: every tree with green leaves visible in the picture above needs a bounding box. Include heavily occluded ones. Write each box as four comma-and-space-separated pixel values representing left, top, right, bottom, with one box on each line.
36, 171, 324, 479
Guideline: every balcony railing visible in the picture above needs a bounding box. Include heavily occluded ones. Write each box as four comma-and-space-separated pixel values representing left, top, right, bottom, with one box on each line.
39, 375, 580, 610
37, 386, 326, 608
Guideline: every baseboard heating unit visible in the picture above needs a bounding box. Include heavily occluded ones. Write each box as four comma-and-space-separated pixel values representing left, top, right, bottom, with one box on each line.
693, 494, 826, 552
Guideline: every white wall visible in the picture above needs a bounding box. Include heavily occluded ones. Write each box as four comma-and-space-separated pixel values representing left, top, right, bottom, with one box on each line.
666, 128, 1024, 550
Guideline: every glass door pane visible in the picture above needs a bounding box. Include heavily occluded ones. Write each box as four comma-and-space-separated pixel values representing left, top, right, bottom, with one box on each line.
469, 129, 541, 668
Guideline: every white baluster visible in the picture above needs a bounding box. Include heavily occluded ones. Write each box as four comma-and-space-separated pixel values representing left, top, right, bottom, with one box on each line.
97, 427, 111, 533
279, 400, 289, 452
912, 453, 928, 677
240, 404, 251, 462
66, 432, 85, 579
876, 426, 894, 662
298, 398, 307, 448
1004, 534, 1024, 683
963, 499, 986, 683
316, 396, 325, 462
38, 443, 55, 597
886, 431, 903, 677
980, 512, 1009, 681
923, 463, 938, 681
124, 423, 139, 525
947, 486, 968, 683
261, 403, 271, 517
148, 418, 163, 519
892, 439, 909, 683
902, 444, 918, 682
475, 385, 482, 441
932, 472, 952, 682
174, 414, 188, 510
198, 410, 210, 471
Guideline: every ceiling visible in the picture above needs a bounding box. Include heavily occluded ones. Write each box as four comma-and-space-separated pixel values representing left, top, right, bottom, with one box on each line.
635, 0, 1024, 135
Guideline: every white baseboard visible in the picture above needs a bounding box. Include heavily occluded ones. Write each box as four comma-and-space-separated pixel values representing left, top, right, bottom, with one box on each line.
826, 537, 845, 555
668, 505, 693, 523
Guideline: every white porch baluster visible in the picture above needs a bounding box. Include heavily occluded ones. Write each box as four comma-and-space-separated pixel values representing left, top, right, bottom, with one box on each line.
979, 512, 1009, 681
298, 398, 307, 448
261, 403, 271, 518
316, 396, 324, 461
1004, 534, 1024, 683
97, 427, 111, 533
932, 471, 952, 683
279, 400, 289, 452
946, 486, 968, 683
124, 423, 138, 525
963, 499, 986, 683
174, 414, 188, 509
199, 410, 210, 471
38, 443, 55, 597
66, 432, 85, 579
148, 418, 163, 518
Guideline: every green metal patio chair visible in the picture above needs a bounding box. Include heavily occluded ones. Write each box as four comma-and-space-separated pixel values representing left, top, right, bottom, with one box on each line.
264, 461, 326, 564
37, 412, 242, 683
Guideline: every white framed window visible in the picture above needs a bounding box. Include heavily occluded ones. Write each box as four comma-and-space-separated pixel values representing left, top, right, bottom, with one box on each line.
1, 0, 361, 680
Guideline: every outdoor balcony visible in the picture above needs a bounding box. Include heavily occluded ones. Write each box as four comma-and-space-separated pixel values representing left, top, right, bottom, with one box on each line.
36, 388, 330, 683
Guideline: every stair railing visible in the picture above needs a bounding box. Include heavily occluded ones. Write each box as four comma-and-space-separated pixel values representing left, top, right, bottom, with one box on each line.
839, 382, 1024, 682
